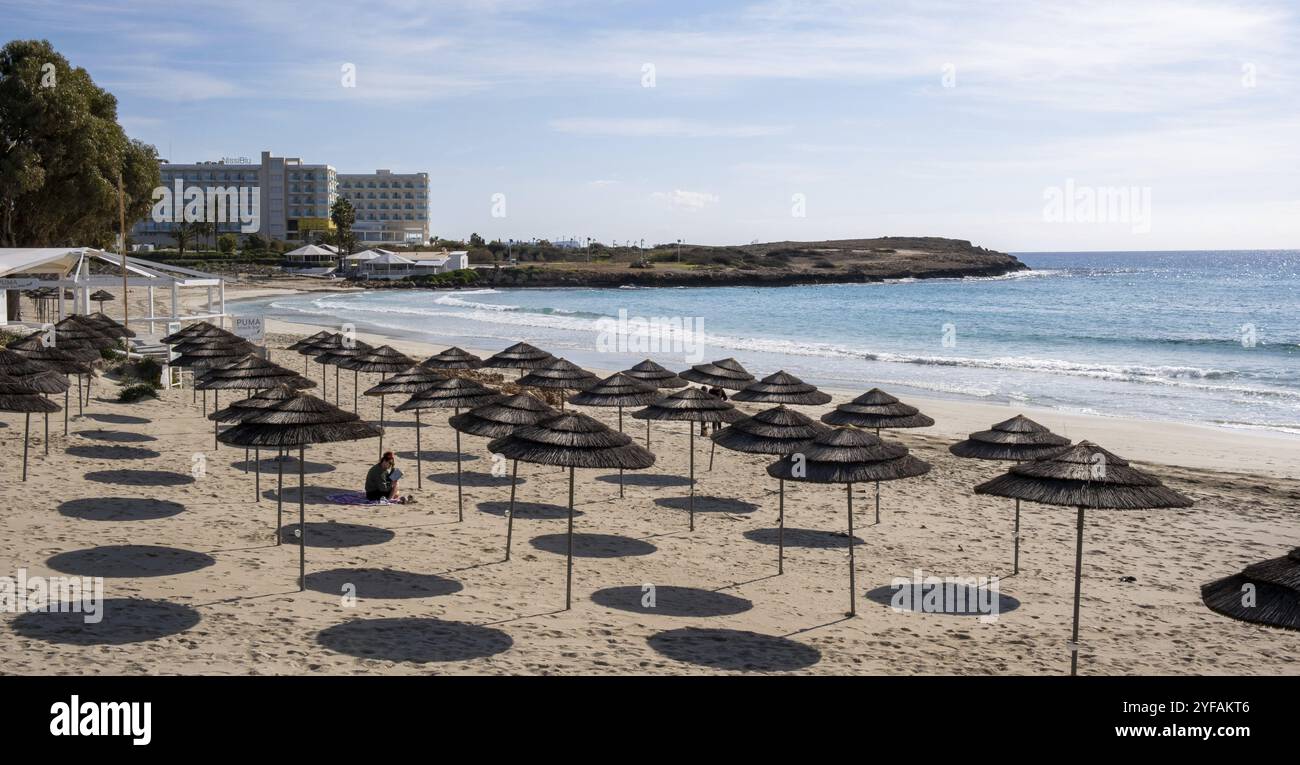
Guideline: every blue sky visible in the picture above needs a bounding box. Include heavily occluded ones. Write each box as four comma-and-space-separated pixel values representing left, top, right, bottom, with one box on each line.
5, 0, 1298, 251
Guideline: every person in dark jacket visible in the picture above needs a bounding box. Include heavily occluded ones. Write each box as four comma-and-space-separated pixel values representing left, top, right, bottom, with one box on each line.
365, 451, 409, 503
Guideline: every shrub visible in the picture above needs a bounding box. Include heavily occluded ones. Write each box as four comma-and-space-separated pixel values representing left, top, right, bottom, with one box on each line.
118, 384, 159, 403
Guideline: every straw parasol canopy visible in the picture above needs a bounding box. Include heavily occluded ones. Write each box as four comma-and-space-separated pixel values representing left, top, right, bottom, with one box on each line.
196, 354, 315, 391
1201, 548, 1300, 632
482, 341, 555, 372
950, 413, 1071, 574
0, 373, 62, 481
5, 332, 93, 429
53, 316, 118, 350
209, 384, 301, 506
518, 358, 600, 405
568, 373, 660, 497
362, 364, 448, 458
449, 393, 557, 560
335, 345, 413, 415
286, 330, 336, 375
974, 441, 1192, 675
78, 312, 135, 339
1, 347, 70, 455
488, 411, 655, 609
768, 427, 930, 616
160, 321, 235, 345
821, 388, 934, 430
421, 346, 483, 371
732, 370, 832, 406
622, 359, 687, 389
679, 357, 755, 390
632, 387, 743, 530
218, 390, 382, 590
713, 405, 829, 574
89, 290, 115, 312
396, 377, 502, 516
315, 339, 374, 409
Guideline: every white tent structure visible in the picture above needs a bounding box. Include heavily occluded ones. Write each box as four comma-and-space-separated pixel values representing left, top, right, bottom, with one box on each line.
0, 247, 228, 333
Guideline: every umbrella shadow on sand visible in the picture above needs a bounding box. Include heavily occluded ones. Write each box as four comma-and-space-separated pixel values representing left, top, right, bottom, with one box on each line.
647, 627, 821, 671
84, 469, 195, 487
81, 412, 151, 425
423, 470, 514, 488
317, 617, 512, 663
864, 583, 1022, 616
276, 523, 395, 548
653, 496, 759, 515
477, 499, 582, 520
46, 545, 215, 578
65, 444, 161, 460
261, 486, 360, 505
396, 449, 478, 463
595, 472, 692, 488
58, 497, 186, 521
530, 533, 656, 559
305, 568, 462, 599
73, 429, 156, 443
743, 527, 864, 549
230, 456, 336, 474
12, 598, 200, 645
591, 585, 753, 617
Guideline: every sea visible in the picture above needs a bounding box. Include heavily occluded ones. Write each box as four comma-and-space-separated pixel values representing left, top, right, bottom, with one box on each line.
229, 251, 1300, 436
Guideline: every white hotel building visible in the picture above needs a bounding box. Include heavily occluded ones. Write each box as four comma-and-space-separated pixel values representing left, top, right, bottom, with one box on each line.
131, 151, 430, 247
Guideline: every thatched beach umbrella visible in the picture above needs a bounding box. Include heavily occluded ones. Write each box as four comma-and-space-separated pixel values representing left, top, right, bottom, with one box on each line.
5, 333, 94, 432
315, 339, 373, 406
769, 427, 931, 616
713, 405, 828, 574
422, 346, 483, 372
568, 373, 660, 497
173, 336, 260, 415
448, 393, 556, 559
53, 317, 118, 407
0, 374, 61, 481
621, 359, 688, 447
0, 348, 67, 454
820, 387, 935, 524
161, 321, 235, 345
89, 290, 115, 313
518, 358, 599, 409
81, 312, 135, 339
482, 341, 555, 377
1202, 548, 1300, 632
299, 333, 347, 401
363, 365, 447, 458
488, 412, 655, 609
951, 414, 1071, 574
286, 330, 336, 376
722, 370, 830, 470
680, 357, 755, 390
218, 391, 382, 590
395, 377, 501, 513
337, 345, 414, 415
211, 385, 300, 527
974, 441, 1192, 674
632, 388, 743, 530
196, 354, 315, 448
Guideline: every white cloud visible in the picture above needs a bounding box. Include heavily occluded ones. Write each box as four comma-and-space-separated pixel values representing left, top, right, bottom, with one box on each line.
551, 118, 786, 138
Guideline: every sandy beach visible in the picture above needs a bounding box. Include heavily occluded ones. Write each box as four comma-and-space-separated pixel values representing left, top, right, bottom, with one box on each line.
0, 280, 1296, 675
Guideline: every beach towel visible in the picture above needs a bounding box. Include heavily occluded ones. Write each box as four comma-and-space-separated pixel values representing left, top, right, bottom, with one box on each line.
326, 491, 392, 506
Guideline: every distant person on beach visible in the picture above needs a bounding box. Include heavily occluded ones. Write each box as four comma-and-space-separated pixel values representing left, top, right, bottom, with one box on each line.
708, 385, 728, 433
365, 451, 412, 504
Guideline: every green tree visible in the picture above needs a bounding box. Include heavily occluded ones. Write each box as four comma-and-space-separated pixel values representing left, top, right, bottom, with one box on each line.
469, 232, 485, 248
330, 197, 356, 268
170, 221, 198, 257
218, 233, 238, 255
0, 39, 160, 246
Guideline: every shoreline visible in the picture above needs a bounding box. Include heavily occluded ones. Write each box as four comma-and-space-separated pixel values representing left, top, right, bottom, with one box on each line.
214, 284, 1300, 479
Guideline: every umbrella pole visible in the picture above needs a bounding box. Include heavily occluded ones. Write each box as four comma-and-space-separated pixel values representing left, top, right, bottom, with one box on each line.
415, 410, 422, 489
379, 394, 386, 457
455, 412, 463, 522
76, 375, 83, 416
321, 362, 326, 401
43, 405, 48, 456
254, 448, 260, 502
1069, 506, 1085, 676
1013, 499, 1021, 575
275, 448, 284, 545
22, 413, 30, 482
778, 478, 785, 575
617, 406, 624, 498
64, 388, 68, 435
565, 465, 575, 610
688, 427, 695, 531
505, 459, 518, 562
847, 482, 856, 617
353, 370, 358, 414
298, 445, 306, 592
708, 439, 715, 471
335, 366, 339, 403
646, 418, 650, 449
874, 480, 880, 524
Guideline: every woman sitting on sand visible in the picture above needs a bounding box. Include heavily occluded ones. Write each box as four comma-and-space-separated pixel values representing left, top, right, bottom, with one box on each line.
365, 451, 413, 504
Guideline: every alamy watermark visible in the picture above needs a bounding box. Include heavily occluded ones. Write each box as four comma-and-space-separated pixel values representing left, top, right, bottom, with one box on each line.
1043, 178, 1151, 234
595, 308, 706, 363
151, 180, 260, 233
0, 568, 104, 624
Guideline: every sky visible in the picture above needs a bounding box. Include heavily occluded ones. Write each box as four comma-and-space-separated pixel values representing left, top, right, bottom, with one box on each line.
4, 0, 1298, 251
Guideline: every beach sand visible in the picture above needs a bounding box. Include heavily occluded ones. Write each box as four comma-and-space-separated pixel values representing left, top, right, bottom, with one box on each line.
0, 281, 1295, 675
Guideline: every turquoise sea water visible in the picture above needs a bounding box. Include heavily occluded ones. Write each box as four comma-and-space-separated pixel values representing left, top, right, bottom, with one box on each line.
231, 251, 1300, 435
